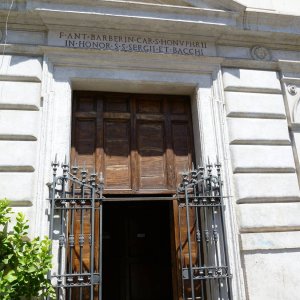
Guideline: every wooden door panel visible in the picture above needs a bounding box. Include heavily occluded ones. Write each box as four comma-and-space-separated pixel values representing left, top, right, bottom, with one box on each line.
171, 122, 192, 186
136, 97, 163, 113
74, 119, 96, 169
104, 97, 129, 113
104, 120, 131, 189
137, 121, 167, 190
72, 92, 194, 194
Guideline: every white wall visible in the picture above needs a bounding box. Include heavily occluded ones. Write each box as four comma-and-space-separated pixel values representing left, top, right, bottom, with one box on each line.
239, 0, 300, 15
223, 67, 300, 300
0, 55, 42, 233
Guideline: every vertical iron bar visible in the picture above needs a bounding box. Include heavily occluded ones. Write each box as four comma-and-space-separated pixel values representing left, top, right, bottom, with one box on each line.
47, 156, 58, 300
194, 202, 205, 300
68, 179, 75, 300
184, 185, 195, 300
178, 203, 185, 300
191, 166, 205, 300
99, 202, 103, 300
98, 172, 104, 300
211, 201, 222, 299
200, 167, 212, 299
79, 167, 87, 300
58, 165, 67, 297
68, 164, 78, 300
90, 173, 96, 299
217, 165, 233, 300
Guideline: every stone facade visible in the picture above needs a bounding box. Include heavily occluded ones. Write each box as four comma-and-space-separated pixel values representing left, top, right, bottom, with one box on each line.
1, 1, 300, 299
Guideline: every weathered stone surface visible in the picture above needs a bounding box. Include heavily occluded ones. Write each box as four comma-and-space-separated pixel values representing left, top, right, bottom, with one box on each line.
6, 30, 45, 45
0, 81, 41, 110
243, 251, 300, 300
225, 91, 286, 119
241, 231, 300, 250
230, 145, 295, 173
222, 68, 282, 93
0, 173, 34, 205
0, 141, 37, 171
233, 173, 299, 203
0, 110, 40, 140
227, 118, 290, 145
0, 55, 42, 81
238, 203, 300, 232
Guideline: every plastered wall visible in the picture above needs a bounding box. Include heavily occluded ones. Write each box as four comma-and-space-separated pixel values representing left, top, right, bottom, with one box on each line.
223, 67, 300, 300
0, 54, 42, 231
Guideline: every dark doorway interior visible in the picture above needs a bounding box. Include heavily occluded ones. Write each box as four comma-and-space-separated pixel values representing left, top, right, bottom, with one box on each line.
102, 201, 173, 300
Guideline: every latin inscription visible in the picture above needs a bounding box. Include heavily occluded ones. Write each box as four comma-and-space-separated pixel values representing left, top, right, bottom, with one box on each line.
58, 31, 211, 56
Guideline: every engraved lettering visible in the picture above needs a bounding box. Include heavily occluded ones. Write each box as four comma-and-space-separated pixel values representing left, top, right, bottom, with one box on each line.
57, 31, 211, 57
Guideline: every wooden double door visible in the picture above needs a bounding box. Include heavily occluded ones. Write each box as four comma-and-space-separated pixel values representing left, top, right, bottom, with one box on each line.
71, 91, 195, 299
72, 91, 194, 194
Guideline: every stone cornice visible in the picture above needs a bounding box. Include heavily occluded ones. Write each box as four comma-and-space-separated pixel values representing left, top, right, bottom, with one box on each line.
1, 0, 300, 47
181, 0, 246, 12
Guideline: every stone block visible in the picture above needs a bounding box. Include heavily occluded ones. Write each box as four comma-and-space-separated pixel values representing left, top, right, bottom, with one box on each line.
238, 203, 300, 232
0, 141, 37, 171
6, 30, 45, 45
0, 110, 40, 140
0, 55, 42, 81
0, 173, 34, 205
230, 145, 295, 173
222, 68, 282, 93
241, 231, 300, 251
225, 91, 286, 119
234, 173, 299, 203
0, 81, 41, 110
243, 251, 300, 300
227, 118, 290, 145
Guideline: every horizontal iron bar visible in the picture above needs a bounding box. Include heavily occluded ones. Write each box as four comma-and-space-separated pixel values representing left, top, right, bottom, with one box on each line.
47, 198, 102, 201
52, 206, 101, 211
102, 196, 177, 201
178, 195, 231, 199
183, 275, 231, 280
179, 204, 223, 207
56, 283, 100, 288
182, 266, 228, 270
52, 273, 100, 278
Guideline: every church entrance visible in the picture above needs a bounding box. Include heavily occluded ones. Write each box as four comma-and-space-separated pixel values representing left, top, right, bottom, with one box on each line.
48, 90, 233, 300
68, 91, 194, 299
102, 200, 173, 300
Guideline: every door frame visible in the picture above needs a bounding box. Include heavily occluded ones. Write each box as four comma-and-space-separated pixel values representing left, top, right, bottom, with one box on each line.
102, 199, 174, 300
38, 52, 245, 300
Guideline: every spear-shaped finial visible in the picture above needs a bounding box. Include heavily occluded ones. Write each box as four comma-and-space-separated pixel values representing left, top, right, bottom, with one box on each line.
51, 154, 59, 176
215, 155, 221, 178
90, 167, 97, 187
215, 155, 221, 169
71, 158, 79, 176
81, 161, 88, 183
62, 155, 69, 178
207, 156, 212, 175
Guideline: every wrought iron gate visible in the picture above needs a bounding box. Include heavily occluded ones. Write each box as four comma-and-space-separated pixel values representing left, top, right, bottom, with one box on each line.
48, 157, 232, 300
48, 156, 104, 300
176, 161, 232, 300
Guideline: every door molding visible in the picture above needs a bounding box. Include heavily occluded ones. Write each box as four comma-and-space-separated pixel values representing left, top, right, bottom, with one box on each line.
37, 51, 246, 300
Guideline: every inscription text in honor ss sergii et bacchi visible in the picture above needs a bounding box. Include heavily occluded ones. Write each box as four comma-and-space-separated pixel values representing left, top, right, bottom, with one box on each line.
58, 31, 210, 56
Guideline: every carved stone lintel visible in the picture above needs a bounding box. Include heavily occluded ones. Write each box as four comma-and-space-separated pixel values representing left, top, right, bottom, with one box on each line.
288, 84, 297, 96
251, 46, 271, 61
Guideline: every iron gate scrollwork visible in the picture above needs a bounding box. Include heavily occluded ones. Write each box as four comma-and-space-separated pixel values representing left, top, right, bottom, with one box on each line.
176, 160, 232, 300
48, 156, 104, 300
48, 157, 232, 300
